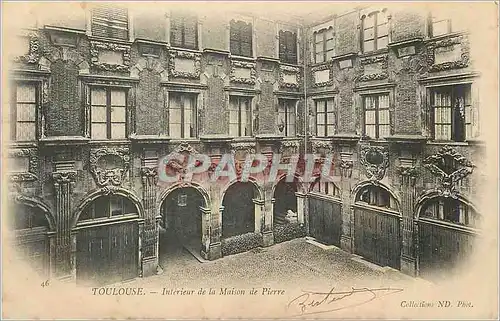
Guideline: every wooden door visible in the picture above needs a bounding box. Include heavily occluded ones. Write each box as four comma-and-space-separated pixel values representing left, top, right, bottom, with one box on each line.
354, 207, 401, 269
308, 197, 342, 246
76, 221, 138, 286
418, 219, 476, 281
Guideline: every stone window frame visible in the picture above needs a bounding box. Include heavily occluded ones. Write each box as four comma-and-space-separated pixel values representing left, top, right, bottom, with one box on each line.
167, 91, 199, 139
9, 80, 42, 143
355, 86, 395, 140
312, 26, 335, 64
276, 98, 298, 137
312, 95, 337, 138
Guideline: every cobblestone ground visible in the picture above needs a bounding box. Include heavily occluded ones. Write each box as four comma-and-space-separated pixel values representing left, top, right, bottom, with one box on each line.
127, 232, 421, 291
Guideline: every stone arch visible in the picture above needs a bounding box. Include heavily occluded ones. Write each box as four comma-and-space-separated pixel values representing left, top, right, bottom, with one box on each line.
71, 187, 144, 229
220, 177, 264, 206
11, 195, 56, 232
351, 180, 401, 212
271, 172, 306, 197
414, 190, 479, 220
158, 181, 211, 213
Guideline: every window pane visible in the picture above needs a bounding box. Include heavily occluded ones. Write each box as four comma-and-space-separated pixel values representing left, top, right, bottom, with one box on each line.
326, 50, 334, 60
379, 95, 390, 108
315, 43, 324, 54
170, 123, 181, 138
240, 42, 252, 57
184, 108, 192, 138
378, 23, 388, 37
317, 124, 326, 137
365, 125, 376, 138
91, 89, 107, 105
326, 125, 335, 136
327, 112, 335, 124
111, 123, 125, 139
315, 53, 324, 63
16, 123, 36, 141
110, 196, 123, 216
377, 36, 388, 49
363, 28, 374, 40
169, 108, 181, 124
365, 110, 376, 124
316, 101, 325, 113
363, 40, 374, 52
229, 109, 238, 123
364, 15, 375, 28
111, 106, 126, 122
326, 99, 334, 112
111, 90, 126, 106
378, 125, 390, 138
91, 106, 107, 122
314, 32, 323, 43
17, 84, 36, 102
91, 123, 107, 139
229, 124, 239, 137
325, 28, 334, 40
378, 109, 390, 125
364, 96, 376, 109
16, 104, 36, 121
326, 39, 334, 51
316, 113, 325, 125
433, 21, 449, 37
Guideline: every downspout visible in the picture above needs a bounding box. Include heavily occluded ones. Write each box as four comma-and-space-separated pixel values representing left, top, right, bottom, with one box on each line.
302, 22, 308, 157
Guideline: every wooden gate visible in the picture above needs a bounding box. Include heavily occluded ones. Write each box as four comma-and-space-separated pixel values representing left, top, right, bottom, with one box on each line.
354, 206, 401, 269
76, 221, 138, 286
308, 196, 342, 246
418, 219, 476, 281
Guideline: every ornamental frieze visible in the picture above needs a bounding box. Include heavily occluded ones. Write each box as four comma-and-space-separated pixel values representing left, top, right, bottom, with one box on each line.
279, 140, 300, 154
359, 145, 389, 181
358, 55, 388, 82
89, 148, 130, 187
8, 149, 38, 182
311, 63, 334, 87
427, 35, 470, 72
168, 50, 202, 79
13, 34, 41, 64
311, 140, 332, 154
423, 145, 474, 198
230, 60, 257, 84
90, 40, 131, 72
279, 65, 301, 89
230, 141, 256, 154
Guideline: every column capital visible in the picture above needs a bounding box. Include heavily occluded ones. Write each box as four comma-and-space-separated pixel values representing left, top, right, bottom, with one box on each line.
252, 198, 265, 205
52, 170, 77, 185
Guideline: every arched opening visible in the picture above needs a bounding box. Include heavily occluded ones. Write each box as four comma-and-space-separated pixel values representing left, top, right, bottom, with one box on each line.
9, 202, 51, 278
159, 186, 205, 263
308, 177, 342, 246
273, 179, 297, 226
222, 182, 256, 238
75, 194, 140, 286
417, 196, 479, 282
353, 183, 401, 270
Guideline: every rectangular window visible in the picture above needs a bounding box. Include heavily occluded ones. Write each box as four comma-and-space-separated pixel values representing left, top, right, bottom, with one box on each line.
278, 99, 296, 137
363, 94, 390, 139
90, 87, 128, 140
168, 92, 197, 138
170, 12, 198, 49
362, 11, 389, 53
315, 98, 335, 137
314, 27, 334, 63
229, 96, 252, 137
279, 30, 297, 64
91, 6, 129, 40
431, 84, 472, 142
10, 83, 37, 142
230, 20, 253, 57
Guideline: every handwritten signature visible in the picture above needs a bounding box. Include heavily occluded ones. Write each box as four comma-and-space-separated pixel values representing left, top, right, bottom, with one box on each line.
287, 286, 404, 316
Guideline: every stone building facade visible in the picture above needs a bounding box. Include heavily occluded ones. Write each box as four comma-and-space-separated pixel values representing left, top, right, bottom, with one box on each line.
5, 3, 485, 285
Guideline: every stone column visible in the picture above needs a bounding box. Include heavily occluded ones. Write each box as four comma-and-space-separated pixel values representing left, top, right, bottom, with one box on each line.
399, 167, 418, 276
295, 192, 306, 225
141, 167, 159, 278
339, 159, 353, 252
253, 199, 264, 234
200, 206, 212, 259
52, 170, 76, 279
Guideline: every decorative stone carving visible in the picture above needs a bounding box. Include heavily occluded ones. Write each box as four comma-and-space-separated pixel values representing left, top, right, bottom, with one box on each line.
141, 167, 158, 186
171, 142, 199, 154
359, 145, 389, 180
8, 148, 38, 182
427, 35, 470, 72
90, 40, 131, 72
311, 63, 334, 87
279, 64, 301, 89
398, 166, 418, 186
89, 148, 130, 187
279, 140, 300, 154
311, 140, 332, 154
13, 34, 41, 64
230, 141, 256, 154
423, 145, 474, 198
230, 60, 257, 84
358, 55, 388, 82
168, 50, 202, 79
53, 171, 77, 188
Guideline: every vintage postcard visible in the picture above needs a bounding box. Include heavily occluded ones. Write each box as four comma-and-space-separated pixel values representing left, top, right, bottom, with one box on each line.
2, 1, 498, 319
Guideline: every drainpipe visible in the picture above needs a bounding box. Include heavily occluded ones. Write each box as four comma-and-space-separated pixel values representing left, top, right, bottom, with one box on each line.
302, 22, 308, 156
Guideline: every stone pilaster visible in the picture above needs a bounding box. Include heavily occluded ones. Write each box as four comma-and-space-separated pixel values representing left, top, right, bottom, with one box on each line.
399, 166, 418, 276
52, 170, 76, 278
295, 192, 306, 225
253, 199, 264, 234
339, 157, 353, 252
140, 167, 158, 277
